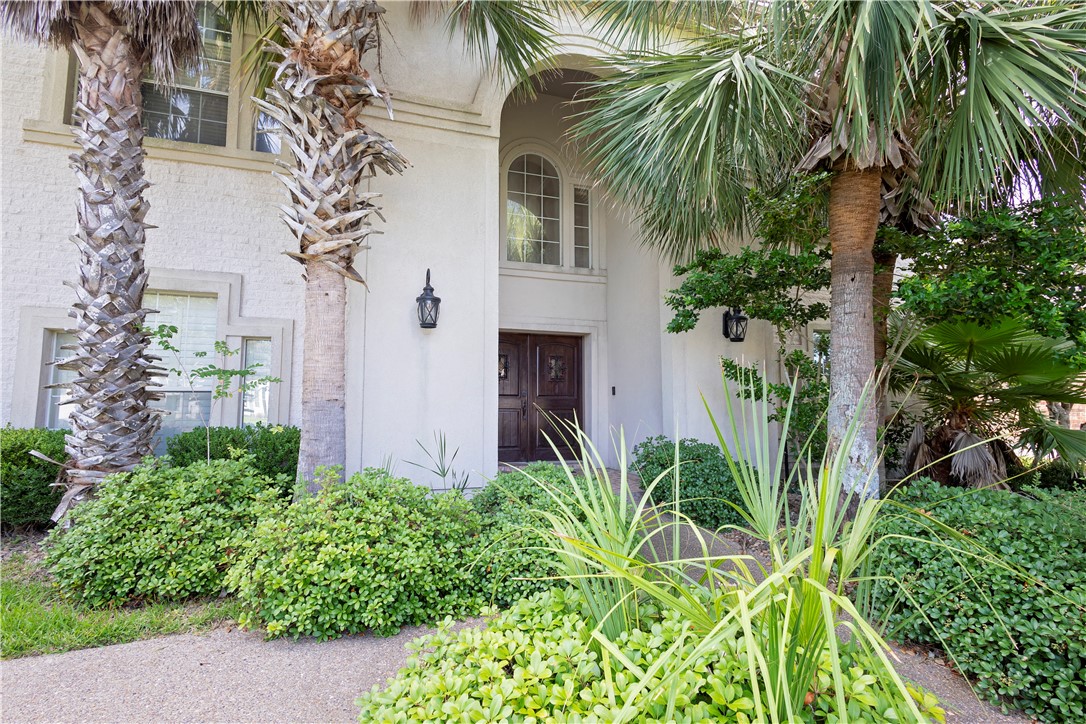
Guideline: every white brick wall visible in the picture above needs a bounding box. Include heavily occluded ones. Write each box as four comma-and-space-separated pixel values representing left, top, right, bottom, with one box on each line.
0, 40, 304, 426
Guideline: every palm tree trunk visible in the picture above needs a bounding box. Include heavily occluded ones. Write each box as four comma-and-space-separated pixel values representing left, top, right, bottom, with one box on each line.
827, 168, 882, 498
298, 260, 347, 491
260, 1, 408, 492
872, 249, 897, 366
52, 3, 162, 520
872, 248, 897, 495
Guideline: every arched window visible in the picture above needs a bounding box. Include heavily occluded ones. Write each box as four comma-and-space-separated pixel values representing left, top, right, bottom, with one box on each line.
505, 152, 593, 269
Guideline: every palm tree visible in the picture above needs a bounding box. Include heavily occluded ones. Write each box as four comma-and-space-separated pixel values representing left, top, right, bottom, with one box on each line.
251, 0, 408, 490
1, 2, 200, 518
573, 1, 1086, 496
228, 0, 557, 488
896, 319, 1086, 487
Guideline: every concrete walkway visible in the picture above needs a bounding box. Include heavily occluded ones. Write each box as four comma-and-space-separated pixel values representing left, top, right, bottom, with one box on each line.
0, 622, 473, 724
0, 618, 1027, 724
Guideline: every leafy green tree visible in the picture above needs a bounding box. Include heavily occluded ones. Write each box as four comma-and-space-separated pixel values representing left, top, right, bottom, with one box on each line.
897, 197, 1086, 363
575, 1, 1086, 497
665, 175, 831, 347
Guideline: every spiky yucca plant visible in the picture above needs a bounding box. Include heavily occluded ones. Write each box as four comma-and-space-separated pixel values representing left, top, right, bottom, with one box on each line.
1, 1, 201, 519
255, 1, 408, 489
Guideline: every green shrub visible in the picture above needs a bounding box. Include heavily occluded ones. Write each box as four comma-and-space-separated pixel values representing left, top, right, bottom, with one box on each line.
631, 435, 744, 529
165, 423, 299, 487
0, 426, 66, 529
471, 462, 582, 606
871, 479, 1086, 721
357, 587, 945, 722
45, 458, 284, 607
1035, 458, 1084, 491
226, 471, 485, 639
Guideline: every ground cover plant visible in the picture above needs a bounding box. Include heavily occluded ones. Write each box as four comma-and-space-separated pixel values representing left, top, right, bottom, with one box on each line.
0, 551, 238, 659
470, 462, 581, 606
165, 423, 299, 487
45, 458, 284, 607
871, 479, 1086, 721
226, 470, 486, 639
356, 587, 944, 722
0, 426, 66, 529
632, 435, 745, 529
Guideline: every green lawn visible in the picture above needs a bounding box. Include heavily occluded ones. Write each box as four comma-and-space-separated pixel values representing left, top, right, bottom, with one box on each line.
1, 551, 239, 659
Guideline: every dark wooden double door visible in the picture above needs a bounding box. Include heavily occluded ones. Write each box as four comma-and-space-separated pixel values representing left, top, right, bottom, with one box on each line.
498, 333, 583, 462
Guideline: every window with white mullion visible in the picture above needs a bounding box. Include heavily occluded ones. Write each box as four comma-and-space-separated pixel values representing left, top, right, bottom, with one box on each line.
506, 153, 562, 266
573, 187, 591, 269
45, 331, 77, 429
240, 337, 273, 426
145, 291, 218, 444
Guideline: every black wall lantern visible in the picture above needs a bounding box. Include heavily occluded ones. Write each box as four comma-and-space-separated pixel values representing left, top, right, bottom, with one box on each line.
416, 268, 441, 329
723, 307, 748, 342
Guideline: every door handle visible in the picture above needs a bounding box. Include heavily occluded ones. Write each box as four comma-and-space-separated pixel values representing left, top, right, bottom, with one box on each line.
521, 396, 527, 419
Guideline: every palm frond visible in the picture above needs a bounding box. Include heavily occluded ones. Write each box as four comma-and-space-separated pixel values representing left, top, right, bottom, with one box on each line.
582, 0, 743, 51
572, 45, 809, 259
949, 431, 1000, 488
914, 2, 1086, 210
1, 0, 201, 82
806, 0, 930, 166
1020, 422, 1086, 465
216, 1, 283, 101
438, 0, 560, 96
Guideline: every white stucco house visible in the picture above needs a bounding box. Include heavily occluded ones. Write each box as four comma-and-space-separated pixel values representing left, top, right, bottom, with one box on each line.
0, 3, 813, 486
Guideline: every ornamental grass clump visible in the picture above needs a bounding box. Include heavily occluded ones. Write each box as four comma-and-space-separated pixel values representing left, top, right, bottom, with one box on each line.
45, 457, 284, 606
525, 374, 938, 722
361, 374, 945, 722
226, 470, 486, 639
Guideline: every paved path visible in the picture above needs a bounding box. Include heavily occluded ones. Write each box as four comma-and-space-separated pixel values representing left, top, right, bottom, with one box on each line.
0, 619, 1027, 724
1, 622, 475, 724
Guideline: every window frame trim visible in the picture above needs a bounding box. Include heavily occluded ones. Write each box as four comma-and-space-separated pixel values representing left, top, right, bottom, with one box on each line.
499, 140, 603, 276
35, 7, 277, 165
14, 270, 294, 431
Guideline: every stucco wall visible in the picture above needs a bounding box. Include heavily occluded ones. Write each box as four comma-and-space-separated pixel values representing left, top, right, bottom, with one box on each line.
1, 12, 781, 482
498, 91, 667, 465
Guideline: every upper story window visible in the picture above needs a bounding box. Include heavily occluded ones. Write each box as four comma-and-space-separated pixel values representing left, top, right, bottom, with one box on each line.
67, 3, 237, 149
505, 151, 593, 270
143, 3, 232, 146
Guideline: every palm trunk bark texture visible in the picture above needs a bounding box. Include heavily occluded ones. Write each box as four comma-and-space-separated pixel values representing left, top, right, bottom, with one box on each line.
52, 3, 163, 519
827, 168, 882, 498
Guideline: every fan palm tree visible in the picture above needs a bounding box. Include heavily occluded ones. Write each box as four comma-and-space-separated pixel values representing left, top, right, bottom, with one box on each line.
1, 2, 201, 518
573, 0, 1086, 497
226, 0, 557, 488
896, 319, 1086, 488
